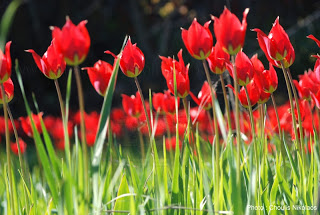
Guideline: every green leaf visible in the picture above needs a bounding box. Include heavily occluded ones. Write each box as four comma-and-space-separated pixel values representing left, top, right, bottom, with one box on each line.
113, 174, 130, 215
0, 0, 21, 50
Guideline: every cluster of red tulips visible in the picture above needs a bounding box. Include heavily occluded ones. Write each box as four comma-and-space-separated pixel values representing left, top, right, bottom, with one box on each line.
1, 6, 320, 156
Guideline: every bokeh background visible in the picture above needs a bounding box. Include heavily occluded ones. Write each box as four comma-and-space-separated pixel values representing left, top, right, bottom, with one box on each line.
1, 0, 320, 117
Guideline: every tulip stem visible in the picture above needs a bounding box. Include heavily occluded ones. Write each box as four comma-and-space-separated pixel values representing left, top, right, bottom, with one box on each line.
285, 67, 304, 148
271, 94, 282, 139
73, 65, 89, 205
138, 128, 145, 161
182, 97, 193, 144
54, 79, 71, 169
1, 83, 15, 214
164, 115, 172, 139
202, 59, 220, 210
279, 61, 299, 150
220, 74, 232, 134
230, 55, 242, 186
134, 77, 152, 138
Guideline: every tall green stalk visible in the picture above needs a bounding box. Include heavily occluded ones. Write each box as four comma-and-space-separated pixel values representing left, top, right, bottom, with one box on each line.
202, 60, 220, 210
1, 83, 15, 214
230, 55, 241, 185
73, 65, 89, 212
220, 74, 232, 133
54, 79, 71, 169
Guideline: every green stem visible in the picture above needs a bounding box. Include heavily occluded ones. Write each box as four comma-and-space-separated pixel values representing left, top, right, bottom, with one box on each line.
54, 79, 71, 169
74, 65, 89, 208
279, 61, 299, 150
220, 74, 232, 134
182, 97, 192, 143
1, 83, 15, 214
230, 55, 241, 184
271, 94, 282, 139
138, 128, 145, 161
164, 114, 171, 139
286, 69, 303, 142
202, 60, 220, 210
134, 77, 152, 138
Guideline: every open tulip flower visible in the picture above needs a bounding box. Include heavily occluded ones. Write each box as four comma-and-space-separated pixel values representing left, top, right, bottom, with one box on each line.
82, 60, 113, 96
227, 51, 254, 86
213, 7, 249, 55
26, 40, 66, 79
181, 18, 213, 60
122, 91, 143, 117
0, 78, 14, 104
0, 41, 12, 83
51, 17, 90, 65
253, 17, 295, 68
160, 49, 190, 98
207, 42, 230, 74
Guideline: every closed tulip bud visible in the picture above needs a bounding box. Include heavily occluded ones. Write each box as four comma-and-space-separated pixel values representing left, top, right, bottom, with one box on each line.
253, 17, 295, 68
0, 41, 12, 83
207, 42, 230, 74
51, 17, 90, 65
181, 18, 213, 60
0, 78, 14, 104
213, 7, 249, 55
227, 51, 254, 86
160, 49, 190, 98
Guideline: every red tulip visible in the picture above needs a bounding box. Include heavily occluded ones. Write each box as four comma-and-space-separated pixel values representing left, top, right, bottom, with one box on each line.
11, 138, 27, 155
26, 40, 66, 79
251, 55, 277, 95
227, 51, 254, 86
0, 78, 14, 104
152, 90, 178, 115
213, 7, 249, 55
160, 49, 190, 98
207, 42, 230, 74
190, 81, 213, 110
82, 60, 113, 96
19, 113, 43, 137
253, 17, 295, 68
124, 115, 139, 131
122, 91, 143, 117
0, 41, 12, 83
293, 74, 314, 100
181, 18, 213, 60
228, 80, 260, 108
51, 17, 90, 65
106, 37, 144, 78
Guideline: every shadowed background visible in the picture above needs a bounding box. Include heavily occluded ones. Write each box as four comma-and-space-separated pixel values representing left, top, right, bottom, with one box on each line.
1, 0, 320, 117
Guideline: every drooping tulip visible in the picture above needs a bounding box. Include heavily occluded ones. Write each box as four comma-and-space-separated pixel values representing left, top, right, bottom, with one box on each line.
26, 40, 66, 79
253, 17, 295, 68
213, 7, 249, 55
82, 60, 113, 96
181, 18, 213, 60
0, 41, 12, 83
160, 49, 190, 98
51, 17, 90, 65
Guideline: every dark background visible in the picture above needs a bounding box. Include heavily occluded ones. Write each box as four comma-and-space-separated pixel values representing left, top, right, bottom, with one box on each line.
1, 0, 320, 118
